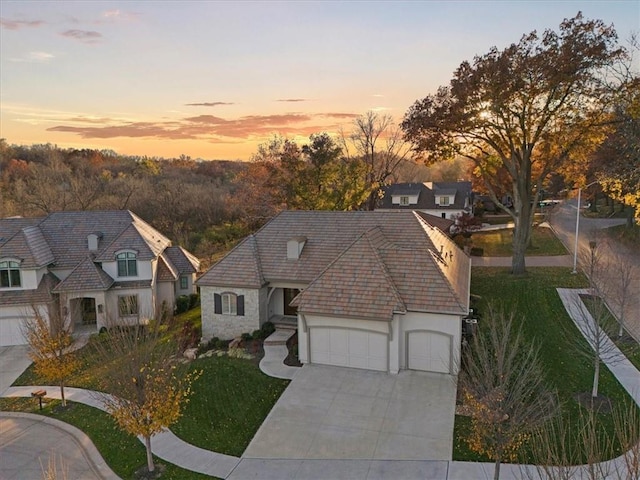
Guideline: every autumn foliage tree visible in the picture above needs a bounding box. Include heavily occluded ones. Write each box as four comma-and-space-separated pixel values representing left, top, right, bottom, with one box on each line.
459, 305, 558, 480
91, 318, 200, 474
22, 305, 80, 408
402, 13, 628, 274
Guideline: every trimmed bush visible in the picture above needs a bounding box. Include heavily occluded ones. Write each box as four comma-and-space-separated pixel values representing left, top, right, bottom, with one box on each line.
175, 295, 190, 314
261, 321, 276, 337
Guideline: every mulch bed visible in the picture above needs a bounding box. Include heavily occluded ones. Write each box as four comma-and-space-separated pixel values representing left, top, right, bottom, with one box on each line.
284, 332, 302, 367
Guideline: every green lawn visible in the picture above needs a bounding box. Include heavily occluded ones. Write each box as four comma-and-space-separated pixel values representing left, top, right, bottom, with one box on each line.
171, 355, 289, 457
581, 295, 640, 371
454, 267, 639, 463
470, 226, 568, 256
9, 308, 289, 476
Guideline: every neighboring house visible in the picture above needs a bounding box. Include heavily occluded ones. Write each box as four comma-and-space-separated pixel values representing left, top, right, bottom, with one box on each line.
377, 182, 473, 221
0, 210, 200, 346
197, 210, 471, 375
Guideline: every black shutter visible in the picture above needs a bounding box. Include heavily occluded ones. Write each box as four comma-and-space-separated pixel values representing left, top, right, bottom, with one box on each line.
214, 293, 222, 314
237, 295, 245, 316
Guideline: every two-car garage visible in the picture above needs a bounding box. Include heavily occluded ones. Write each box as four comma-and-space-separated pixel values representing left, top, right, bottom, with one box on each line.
303, 316, 457, 375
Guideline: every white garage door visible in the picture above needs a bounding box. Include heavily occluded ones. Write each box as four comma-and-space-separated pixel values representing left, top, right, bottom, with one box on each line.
310, 328, 387, 372
407, 331, 451, 374
0, 318, 27, 346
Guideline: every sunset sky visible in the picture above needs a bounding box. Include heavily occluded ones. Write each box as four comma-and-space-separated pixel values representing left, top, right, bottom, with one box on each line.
1, 1, 638, 161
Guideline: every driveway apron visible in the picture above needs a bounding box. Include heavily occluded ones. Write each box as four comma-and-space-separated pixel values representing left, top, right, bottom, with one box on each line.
244, 364, 456, 461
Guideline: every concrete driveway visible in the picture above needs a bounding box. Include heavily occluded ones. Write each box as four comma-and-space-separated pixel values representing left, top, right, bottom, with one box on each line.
244, 364, 456, 461
0, 345, 31, 395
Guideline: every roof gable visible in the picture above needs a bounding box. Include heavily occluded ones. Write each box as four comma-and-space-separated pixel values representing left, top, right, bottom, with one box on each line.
293, 229, 406, 321
53, 256, 114, 292
197, 235, 264, 288
165, 246, 200, 274
0, 225, 54, 268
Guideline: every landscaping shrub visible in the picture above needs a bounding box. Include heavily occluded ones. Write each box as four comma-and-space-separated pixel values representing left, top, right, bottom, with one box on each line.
252, 329, 265, 340
261, 321, 276, 337
175, 295, 190, 314
241, 332, 253, 343
188, 293, 200, 309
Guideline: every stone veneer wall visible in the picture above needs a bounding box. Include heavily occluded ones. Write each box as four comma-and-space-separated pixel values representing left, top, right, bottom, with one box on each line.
200, 286, 261, 340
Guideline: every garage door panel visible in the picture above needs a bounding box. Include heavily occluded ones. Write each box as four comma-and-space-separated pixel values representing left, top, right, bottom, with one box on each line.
310, 328, 387, 372
408, 331, 451, 374
0, 319, 27, 346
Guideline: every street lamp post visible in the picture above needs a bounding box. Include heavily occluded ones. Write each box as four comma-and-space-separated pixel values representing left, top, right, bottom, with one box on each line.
572, 181, 599, 274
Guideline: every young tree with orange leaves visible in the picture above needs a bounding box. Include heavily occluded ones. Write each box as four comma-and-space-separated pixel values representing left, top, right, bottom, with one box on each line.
22, 305, 80, 408
91, 316, 200, 474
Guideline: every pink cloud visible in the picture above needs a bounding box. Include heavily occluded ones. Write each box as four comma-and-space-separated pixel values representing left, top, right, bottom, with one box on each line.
1, 18, 45, 30
47, 112, 358, 141
185, 102, 235, 107
60, 29, 102, 43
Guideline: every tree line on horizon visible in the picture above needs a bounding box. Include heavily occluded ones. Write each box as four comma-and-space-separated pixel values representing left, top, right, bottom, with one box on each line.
1, 13, 637, 274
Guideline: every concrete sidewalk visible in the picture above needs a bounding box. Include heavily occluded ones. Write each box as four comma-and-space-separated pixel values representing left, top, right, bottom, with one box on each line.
471, 255, 573, 267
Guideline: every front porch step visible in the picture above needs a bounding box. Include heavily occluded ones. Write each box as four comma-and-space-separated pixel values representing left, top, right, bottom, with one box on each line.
264, 328, 295, 346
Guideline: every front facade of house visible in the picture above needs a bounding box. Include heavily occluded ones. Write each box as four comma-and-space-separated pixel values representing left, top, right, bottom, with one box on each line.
377, 182, 473, 221
0, 211, 200, 346
197, 211, 471, 375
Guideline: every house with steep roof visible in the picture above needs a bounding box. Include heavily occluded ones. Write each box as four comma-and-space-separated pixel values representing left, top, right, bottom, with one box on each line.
0, 210, 200, 346
197, 210, 470, 375
377, 182, 474, 221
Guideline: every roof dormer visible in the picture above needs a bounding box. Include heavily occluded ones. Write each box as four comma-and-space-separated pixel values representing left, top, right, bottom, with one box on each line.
287, 237, 306, 260
87, 232, 103, 252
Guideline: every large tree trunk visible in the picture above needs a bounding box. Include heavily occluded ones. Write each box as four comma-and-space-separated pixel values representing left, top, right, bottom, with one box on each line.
511, 206, 533, 275
145, 435, 155, 472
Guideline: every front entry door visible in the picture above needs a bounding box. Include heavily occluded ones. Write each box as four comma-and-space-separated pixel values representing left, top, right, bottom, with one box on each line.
283, 288, 300, 316
81, 298, 96, 325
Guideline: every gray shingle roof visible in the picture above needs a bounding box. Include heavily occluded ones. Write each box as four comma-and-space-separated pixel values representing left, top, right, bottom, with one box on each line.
198, 210, 470, 318
0, 272, 59, 306
53, 256, 114, 292
157, 254, 178, 282
379, 182, 472, 211
164, 246, 200, 274
0, 225, 54, 268
198, 235, 264, 288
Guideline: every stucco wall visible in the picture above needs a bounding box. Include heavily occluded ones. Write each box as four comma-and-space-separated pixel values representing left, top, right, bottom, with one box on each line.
201, 286, 263, 340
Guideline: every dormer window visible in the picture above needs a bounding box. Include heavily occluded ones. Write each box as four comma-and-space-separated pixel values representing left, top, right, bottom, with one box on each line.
116, 252, 137, 277
400, 196, 409, 206
439, 196, 450, 206
0, 260, 21, 288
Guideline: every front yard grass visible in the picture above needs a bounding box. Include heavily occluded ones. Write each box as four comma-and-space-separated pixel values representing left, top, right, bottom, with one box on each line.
470, 226, 568, 256
454, 267, 640, 463
9, 306, 288, 476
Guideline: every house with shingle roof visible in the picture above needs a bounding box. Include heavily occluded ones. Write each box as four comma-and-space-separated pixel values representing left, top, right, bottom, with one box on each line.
377, 182, 473, 222
0, 210, 200, 346
197, 210, 470, 375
